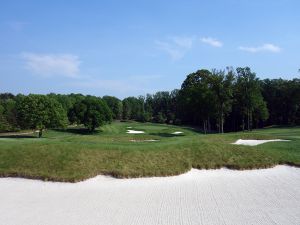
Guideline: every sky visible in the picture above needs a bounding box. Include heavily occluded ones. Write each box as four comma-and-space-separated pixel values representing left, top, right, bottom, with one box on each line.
0, 0, 299, 98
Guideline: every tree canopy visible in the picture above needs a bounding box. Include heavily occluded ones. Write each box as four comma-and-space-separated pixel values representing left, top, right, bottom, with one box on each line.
103, 96, 123, 120
16, 94, 68, 137
70, 96, 112, 131
0, 67, 299, 134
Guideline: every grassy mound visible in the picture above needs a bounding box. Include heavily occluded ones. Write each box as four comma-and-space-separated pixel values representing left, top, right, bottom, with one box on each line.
0, 122, 299, 182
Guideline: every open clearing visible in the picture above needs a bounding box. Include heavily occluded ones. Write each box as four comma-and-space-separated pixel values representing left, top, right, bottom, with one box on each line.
0, 122, 299, 181
0, 165, 299, 225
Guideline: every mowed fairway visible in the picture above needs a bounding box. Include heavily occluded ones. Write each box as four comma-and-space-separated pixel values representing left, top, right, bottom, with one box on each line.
0, 121, 299, 182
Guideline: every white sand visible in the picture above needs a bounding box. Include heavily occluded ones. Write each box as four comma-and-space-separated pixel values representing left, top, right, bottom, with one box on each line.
233, 139, 290, 146
130, 139, 159, 142
126, 127, 132, 128
172, 131, 184, 134
126, 130, 145, 134
0, 165, 299, 225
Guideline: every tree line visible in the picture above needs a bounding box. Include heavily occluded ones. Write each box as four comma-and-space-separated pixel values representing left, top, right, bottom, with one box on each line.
1, 67, 299, 136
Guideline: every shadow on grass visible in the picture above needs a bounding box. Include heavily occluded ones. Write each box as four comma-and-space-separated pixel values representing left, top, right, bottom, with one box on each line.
53, 128, 102, 135
0, 135, 37, 138
181, 125, 219, 134
149, 132, 185, 138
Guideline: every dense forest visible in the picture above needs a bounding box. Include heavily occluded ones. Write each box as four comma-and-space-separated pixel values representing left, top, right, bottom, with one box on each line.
1, 67, 299, 136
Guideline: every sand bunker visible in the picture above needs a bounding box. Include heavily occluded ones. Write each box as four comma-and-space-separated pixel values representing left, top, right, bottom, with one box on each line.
0, 165, 299, 225
126, 127, 132, 128
126, 130, 145, 134
172, 131, 183, 134
233, 139, 290, 146
130, 139, 159, 142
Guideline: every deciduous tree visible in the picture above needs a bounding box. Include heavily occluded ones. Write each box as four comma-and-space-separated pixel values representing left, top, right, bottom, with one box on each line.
17, 94, 68, 137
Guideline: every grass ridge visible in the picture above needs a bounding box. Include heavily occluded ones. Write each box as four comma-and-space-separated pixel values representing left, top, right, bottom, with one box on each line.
0, 122, 299, 183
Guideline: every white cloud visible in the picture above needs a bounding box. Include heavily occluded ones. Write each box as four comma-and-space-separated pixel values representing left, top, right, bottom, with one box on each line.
155, 36, 195, 60
171, 36, 194, 49
200, 37, 223, 47
21, 53, 81, 78
155, 40, 184, 60
238, 43, 281, 53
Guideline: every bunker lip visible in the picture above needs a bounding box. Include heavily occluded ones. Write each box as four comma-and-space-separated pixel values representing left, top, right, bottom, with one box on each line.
232, 139, 290, 146
0, 165, 299, 225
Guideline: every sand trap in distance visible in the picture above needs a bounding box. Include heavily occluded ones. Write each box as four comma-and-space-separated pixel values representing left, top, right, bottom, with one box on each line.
0, 165, 299, 225
172, 131, 183, 134
233, 139, 290, 146
126, 130, 145, 134
130, 139, 159, 142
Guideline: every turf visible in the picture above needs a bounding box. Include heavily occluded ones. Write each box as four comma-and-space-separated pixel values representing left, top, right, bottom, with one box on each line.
0, 121, 299, 182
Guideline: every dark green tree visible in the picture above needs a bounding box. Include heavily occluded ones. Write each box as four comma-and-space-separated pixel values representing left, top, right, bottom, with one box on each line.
178, 69, 216, 133
235, 67, 268, 131
68, 101, 87, 125
122, 97, 143, 121
0, 103, 10, 131
103, 96, 123, 120
71, 96, 112, 131
17, 94, 68, 137
261, 78, 299, 125
0, 93, 18, 131
209, 69, 235, 133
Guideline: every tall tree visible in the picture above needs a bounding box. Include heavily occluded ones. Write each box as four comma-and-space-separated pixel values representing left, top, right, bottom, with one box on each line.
151, 91, 171, 123
71, 96, 112, 131
261, 78, 299, 125
103, 96, 123, 120
0, 98, 18, 131
209, 69, 235, 133
179, 69, 216, 133
0, 102, 10, 131
17, 95, 68, 137
122, 97, 143, 121
235, 67, 268, 131
67, 94, 86, 124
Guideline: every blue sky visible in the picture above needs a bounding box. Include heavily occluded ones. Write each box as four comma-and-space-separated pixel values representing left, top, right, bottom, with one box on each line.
0, 0, 299, 98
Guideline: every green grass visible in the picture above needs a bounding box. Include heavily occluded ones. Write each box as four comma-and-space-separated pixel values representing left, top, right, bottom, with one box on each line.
0, 121, 299, 182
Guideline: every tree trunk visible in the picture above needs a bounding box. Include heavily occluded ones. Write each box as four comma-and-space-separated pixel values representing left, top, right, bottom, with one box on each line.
221, 106, 224, 133
38, 129, 43, 138
242, 116, 245, 131
247, 109, 250, 131
219, 116, 221, 133
221, 116, 224, 133
250, 111, 253, 131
